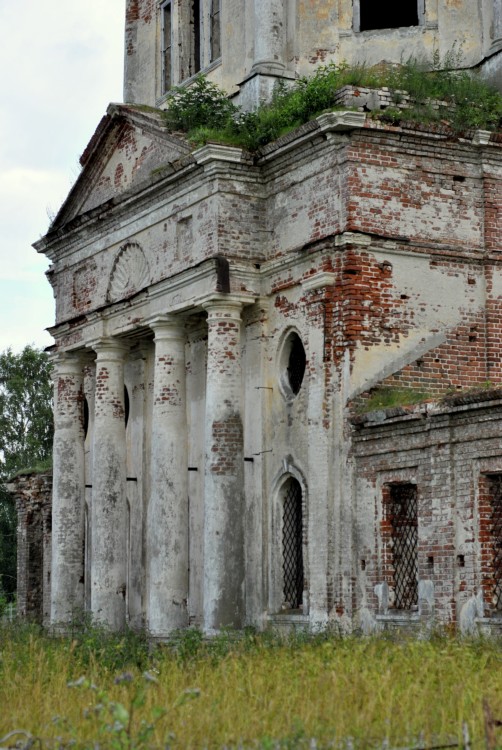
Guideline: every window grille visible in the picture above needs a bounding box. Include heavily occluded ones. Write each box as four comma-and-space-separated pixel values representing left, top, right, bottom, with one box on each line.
287, 334, 306, 396
389, 483, 418, 609
282, 478, 304, 609
489, 475, 502, 612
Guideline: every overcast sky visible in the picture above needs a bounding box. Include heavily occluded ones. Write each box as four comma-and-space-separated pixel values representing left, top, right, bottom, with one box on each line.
0, 0, 125, 352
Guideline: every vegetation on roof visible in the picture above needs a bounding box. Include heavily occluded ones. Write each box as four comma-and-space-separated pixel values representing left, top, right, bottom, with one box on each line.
8, 457, 52, 480
163, 49, 502, 152
355, 387, 431, 414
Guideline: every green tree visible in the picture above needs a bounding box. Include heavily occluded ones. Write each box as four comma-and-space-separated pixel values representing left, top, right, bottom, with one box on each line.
0, 346, 53, 598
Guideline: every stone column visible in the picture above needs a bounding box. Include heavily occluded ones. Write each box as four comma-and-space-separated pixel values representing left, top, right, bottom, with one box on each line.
147, 316, 189, 636
51, 354, 85, 628
252, 0, 285, 74
90, 339, 128, 630
203, 298, 245, 632
495, 0, 502, 46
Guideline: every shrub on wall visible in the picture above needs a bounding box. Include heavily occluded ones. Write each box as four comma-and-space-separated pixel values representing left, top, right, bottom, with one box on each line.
162, 51, 502, 152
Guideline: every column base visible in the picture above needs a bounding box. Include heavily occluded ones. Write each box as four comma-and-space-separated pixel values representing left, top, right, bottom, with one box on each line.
236, 69, 296, 111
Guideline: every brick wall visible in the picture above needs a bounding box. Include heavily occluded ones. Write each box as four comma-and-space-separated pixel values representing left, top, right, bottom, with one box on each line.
7, 472, 52, 625
351, 394, 502, 629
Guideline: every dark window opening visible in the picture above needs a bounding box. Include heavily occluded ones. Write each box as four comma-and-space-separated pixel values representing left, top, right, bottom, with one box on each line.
161, 0, 172, 93
287, 333, 306, 396
389, 483, 418, 610
282, 478, 304, 610
359, 1, 419, 31
83, 397, 89, 439
489, 475, 502, 613
210, 0, 221, 61
191, 0, 201, 76
124, 386, 130, 427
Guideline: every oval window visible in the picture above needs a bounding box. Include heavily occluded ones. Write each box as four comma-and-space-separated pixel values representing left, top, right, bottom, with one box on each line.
286, 333, 306, 396
124, 385, 130, 427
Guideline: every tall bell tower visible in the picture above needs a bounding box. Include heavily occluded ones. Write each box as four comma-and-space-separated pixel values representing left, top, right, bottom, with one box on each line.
123, 0, 502, 110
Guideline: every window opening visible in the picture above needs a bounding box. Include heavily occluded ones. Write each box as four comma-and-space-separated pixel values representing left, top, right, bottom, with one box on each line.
489, 475, 502, 613
83, 397, 89, 439
124, 385, 130, 427
287, 333, 306, 396
357, 0, 419, 31
389, 483, 418, 609
282, 478, 304, 610
161, 1, 172, 93
210, 0, 221, 61
191, 0, 201, 76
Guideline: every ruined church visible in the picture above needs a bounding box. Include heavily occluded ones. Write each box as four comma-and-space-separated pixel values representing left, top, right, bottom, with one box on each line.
13, 0, 502, 636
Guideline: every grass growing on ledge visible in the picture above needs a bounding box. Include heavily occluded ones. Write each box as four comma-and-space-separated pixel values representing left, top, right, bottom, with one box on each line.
2, 624, 502, 748
358, 387, 430, 413
162, 49, 502, 152
9, 457, 53, 478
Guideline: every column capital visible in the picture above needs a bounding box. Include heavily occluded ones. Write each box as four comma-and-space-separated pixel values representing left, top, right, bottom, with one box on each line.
146, 315, 185, 341
90, 337, 129, 360
200, 293, 255, 319
50, 351, 85, 378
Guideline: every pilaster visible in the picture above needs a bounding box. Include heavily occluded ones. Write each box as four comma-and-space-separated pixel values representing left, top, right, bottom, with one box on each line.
252, 0, 286, 75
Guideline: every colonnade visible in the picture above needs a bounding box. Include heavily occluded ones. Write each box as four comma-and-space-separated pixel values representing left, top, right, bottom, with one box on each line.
50, 297, 247, 635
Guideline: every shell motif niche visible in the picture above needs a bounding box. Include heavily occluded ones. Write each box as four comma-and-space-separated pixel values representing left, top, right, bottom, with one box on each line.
107, 243, 150, 303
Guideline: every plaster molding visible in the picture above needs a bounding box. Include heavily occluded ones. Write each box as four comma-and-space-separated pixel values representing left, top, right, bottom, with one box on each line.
472, 130, 492, 146
108, 243, 150, 303
199, 292, 257, 312
316, 111, 366, 134
302, 272, 337, 291
193, 144, 250, 166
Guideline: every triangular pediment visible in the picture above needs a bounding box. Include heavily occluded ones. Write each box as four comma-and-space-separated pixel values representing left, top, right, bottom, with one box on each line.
51, 104, 192, 230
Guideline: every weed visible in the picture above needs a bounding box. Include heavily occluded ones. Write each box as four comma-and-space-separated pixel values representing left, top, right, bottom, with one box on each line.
168, 626, 205, 662
61, 673, 173, 750
2, 629, 502, 748
163, 75, 237, 132
358, 387, 430, 413
63, 611, 150, 672
162, 50, 502, 152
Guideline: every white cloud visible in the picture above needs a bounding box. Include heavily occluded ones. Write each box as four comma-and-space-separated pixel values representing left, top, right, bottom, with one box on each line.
0, 0, 125, 351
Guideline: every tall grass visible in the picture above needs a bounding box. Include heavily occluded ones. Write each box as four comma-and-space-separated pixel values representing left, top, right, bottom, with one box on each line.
2, 624, 502, 748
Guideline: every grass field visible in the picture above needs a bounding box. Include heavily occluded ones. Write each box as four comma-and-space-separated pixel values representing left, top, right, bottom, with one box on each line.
1, 623, 502, 749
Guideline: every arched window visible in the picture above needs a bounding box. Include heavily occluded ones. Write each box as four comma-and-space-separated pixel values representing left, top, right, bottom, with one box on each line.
282, 477, 304, 610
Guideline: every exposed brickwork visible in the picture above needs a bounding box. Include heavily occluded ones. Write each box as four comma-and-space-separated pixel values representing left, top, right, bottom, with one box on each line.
37, 52, 502, 634
352, 397, 502, 628
345, 133, 484, 249
8, 472, 52, 625
477, 473, 502, 617
210, 415, 244, 474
